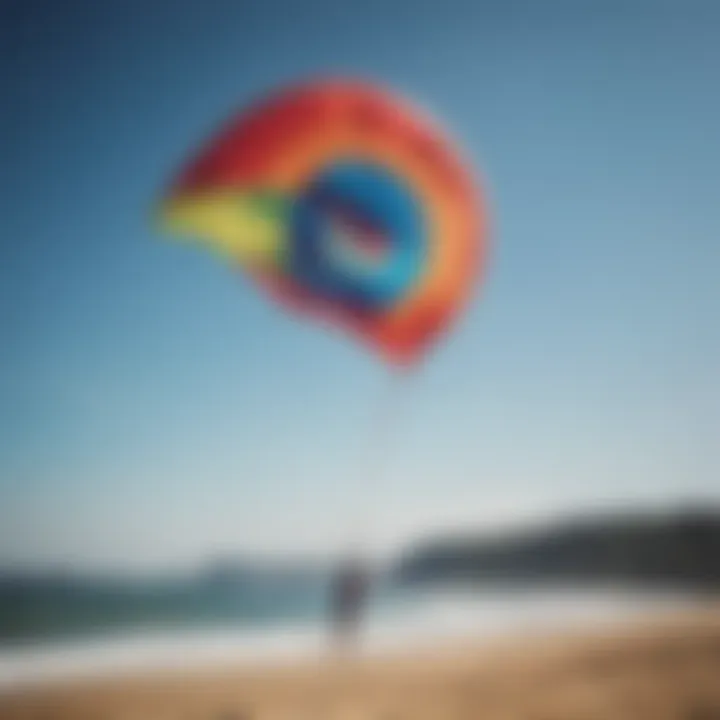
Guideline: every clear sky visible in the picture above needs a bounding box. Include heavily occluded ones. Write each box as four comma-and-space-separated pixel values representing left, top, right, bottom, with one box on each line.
1, 0, 718, 571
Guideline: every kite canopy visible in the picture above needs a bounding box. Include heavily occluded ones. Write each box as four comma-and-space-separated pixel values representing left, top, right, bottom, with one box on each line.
160, 79, 487, 366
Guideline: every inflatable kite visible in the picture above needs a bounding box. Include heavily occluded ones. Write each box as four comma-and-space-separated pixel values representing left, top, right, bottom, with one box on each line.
160, 79, 487, 366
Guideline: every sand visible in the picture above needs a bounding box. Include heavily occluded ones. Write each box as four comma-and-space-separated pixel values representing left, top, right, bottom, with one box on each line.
1, 605, 720, 719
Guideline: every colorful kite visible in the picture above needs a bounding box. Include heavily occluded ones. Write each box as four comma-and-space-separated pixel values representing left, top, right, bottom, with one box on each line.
160, 79, 487, 366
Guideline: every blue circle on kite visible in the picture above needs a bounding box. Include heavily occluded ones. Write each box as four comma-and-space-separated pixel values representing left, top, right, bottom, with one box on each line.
288, 161, 428, 311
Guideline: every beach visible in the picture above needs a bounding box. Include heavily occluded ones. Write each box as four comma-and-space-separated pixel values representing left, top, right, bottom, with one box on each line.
1, 603, 719, 719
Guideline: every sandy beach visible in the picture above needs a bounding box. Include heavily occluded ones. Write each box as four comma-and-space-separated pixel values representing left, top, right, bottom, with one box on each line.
1, 604, 719, 719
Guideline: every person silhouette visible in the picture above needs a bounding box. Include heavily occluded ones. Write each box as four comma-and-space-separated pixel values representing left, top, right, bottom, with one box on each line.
329, 555, 370, 652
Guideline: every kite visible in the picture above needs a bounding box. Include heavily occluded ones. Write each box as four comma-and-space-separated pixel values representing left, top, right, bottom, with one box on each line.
160, 79, 487, 366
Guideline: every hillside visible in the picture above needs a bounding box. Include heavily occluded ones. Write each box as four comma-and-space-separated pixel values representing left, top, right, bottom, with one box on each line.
394, 507, 720, 591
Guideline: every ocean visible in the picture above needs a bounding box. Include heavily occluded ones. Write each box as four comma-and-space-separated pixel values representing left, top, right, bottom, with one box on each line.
0, 572, 694, 690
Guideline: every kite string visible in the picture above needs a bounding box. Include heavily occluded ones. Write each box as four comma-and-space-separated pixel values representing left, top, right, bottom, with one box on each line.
347, 368, 416, 557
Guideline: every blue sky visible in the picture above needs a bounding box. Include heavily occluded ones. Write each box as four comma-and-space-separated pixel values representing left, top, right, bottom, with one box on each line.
1, 0, 717, 570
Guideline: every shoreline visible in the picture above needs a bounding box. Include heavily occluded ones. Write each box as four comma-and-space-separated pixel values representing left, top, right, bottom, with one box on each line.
1, 603, 719, 718
0, 588, 696, 693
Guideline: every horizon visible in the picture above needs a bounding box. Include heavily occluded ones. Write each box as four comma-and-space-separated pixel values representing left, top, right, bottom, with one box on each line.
2, 496, 718, 577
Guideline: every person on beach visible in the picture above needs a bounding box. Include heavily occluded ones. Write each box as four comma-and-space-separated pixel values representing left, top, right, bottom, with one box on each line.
330, 555, 370, 651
